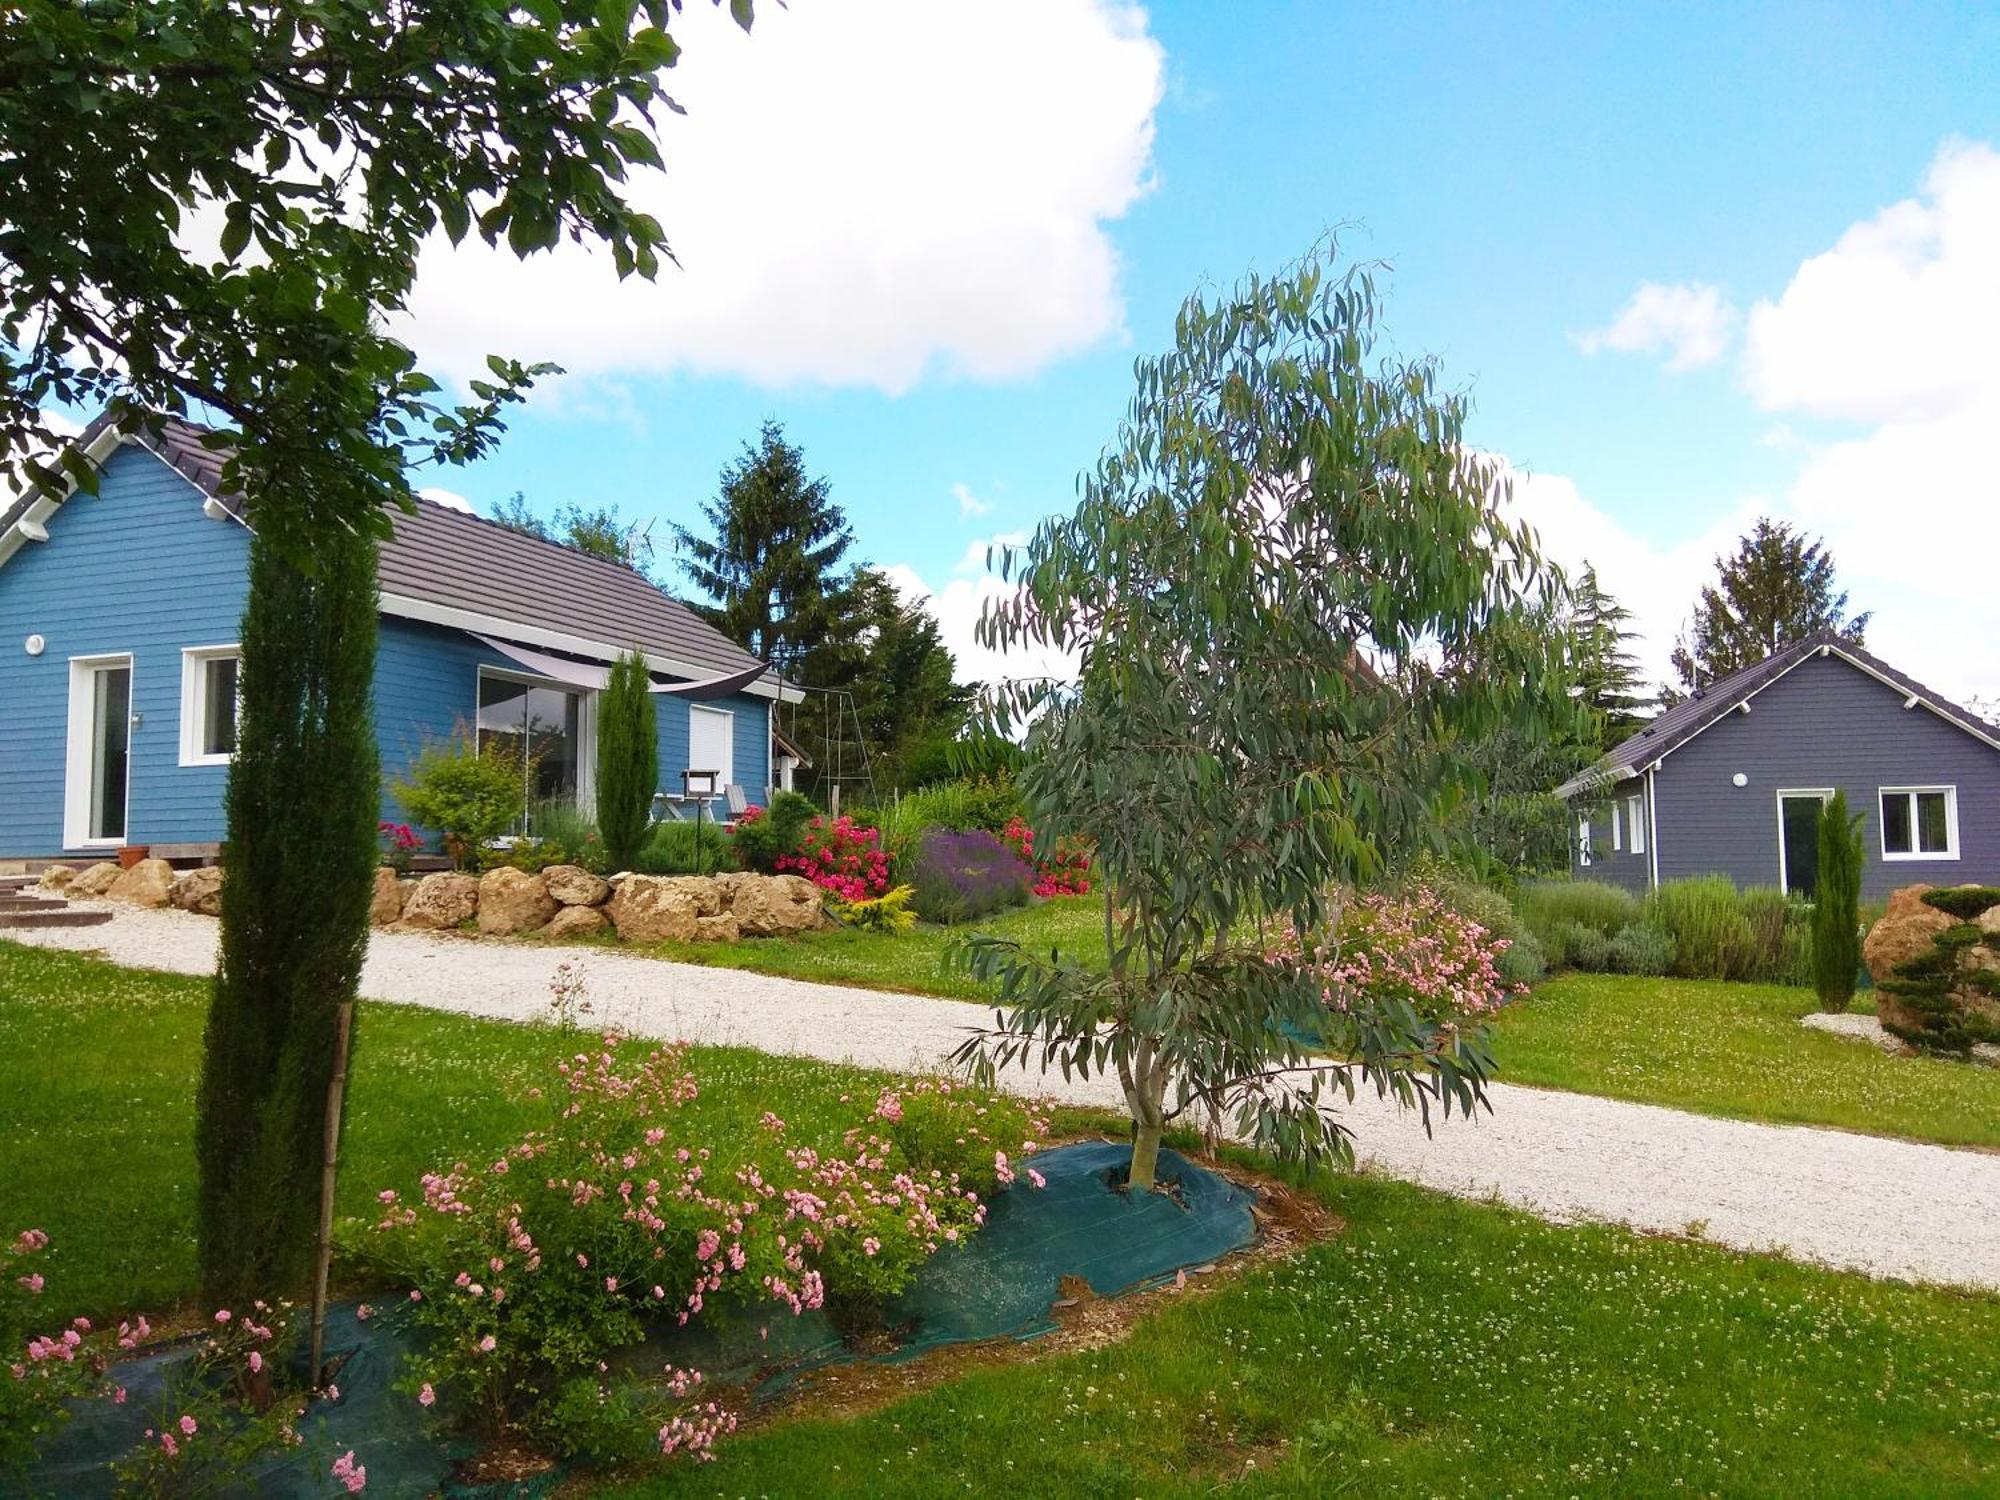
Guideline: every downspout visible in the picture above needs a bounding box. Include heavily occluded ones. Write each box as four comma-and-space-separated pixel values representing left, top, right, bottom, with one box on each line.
1645, 764, 1661, 892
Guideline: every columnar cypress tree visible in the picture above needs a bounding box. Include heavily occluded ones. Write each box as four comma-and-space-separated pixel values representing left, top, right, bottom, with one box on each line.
596, 650, 657, 871
195, 521, 379, 1305
1812, 790, 1864, 1012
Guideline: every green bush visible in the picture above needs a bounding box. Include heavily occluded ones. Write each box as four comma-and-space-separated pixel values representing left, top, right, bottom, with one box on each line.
1607, 923, 1673, 976
1562, 923, 1613, 972
527, 799, 607, 873
392, 733, 527, 869
1811, 792, 1866, 1008
1920, 886, 2000, 920
1515, 881, 1641, 971
860, 777, 1026, 878
1647, 876, 1755, 981
730, 790, 816, 873
1495, 928, 1548, 987
635, 818, 731, 876
829, 883, 918, 933
1737, 886, 1815, 985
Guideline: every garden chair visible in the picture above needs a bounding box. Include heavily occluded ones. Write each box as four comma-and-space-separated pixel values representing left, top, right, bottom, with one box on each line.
724, 784, 750, 822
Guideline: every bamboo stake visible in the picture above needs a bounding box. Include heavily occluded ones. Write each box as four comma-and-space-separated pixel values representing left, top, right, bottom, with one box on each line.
309, 997, 356, 1386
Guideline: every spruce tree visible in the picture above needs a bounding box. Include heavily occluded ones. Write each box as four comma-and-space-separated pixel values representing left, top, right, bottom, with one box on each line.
596, 650, 658, 872
1668, 518, 1870, 697
196, 521, 379, 1305
1569, 564, 1654, 749
1812, 790, 1864, 1012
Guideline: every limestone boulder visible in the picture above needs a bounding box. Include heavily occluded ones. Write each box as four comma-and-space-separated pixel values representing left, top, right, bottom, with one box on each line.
370, 867, 409, 927
540, 904, 609, 941
725, 873, 825, 937
478, 868, 559, 936
544, 864, 611, 907
35, 865, 78, 893
400, 871, 480, 931
605, 875, 704, 943
171, 866, 225, 916
694, 913, 741, 943
107, 858, 175, 908
1863, 885, 1955, 984
70, 862, 123, 898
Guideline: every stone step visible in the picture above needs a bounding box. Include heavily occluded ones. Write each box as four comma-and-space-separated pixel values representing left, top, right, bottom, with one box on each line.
0, 894, 65, 911
0, 908, 113, 930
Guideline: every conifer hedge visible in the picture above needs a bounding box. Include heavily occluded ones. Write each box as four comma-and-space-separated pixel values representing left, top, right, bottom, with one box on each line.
595, 650, 657, 872
195, 523, 379, 1304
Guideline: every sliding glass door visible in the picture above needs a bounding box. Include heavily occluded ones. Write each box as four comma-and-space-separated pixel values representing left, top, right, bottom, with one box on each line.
67, 655, 133, 847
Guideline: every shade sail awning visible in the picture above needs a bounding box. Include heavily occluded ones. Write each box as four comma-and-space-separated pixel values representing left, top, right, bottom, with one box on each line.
650, 659, 775, 701
474, 632, 773, 701
472, 634, 612, 690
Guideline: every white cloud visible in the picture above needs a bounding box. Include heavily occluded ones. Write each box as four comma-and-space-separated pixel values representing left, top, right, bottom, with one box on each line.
1745, 140, 2000, 423
399, 1, 1164, 395
418, 485, 476, 514
1575, 281, 1738, 372
886, 533, 1074, 687
953, 482, 993, 520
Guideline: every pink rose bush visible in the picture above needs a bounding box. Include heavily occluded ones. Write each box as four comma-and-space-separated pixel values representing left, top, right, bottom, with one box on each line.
1268, 885, 1524, 1026
353, 1020, 1047, 1462
776, 815, 891, 901
3, 1228, 109, 1471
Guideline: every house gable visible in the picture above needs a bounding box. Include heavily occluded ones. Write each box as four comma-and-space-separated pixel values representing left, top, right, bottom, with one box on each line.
0, 443, 252, 854
1650, 651, 2000, 899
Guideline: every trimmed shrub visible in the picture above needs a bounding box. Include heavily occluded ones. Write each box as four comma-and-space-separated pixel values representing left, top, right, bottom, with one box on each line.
1607, 923, 1673, 976
909, 828, 1034, 924
635, 819, 731, 876
729, 791, 816, 874
1495, 928, 1548, 987
1647, 876, 1755, 981
829, 883, 918, 933
393, 732, 526, 869
1812, 792, 1866, 1008
594, 651, 656, 872
1920, 886, 2000, 920
1558, 922, 1613, 973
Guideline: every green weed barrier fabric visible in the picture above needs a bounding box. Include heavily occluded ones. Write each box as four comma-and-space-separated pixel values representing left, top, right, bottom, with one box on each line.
17, 1143, 1255, 1498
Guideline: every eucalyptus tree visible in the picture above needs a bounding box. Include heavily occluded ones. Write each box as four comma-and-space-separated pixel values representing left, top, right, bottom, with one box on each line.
954, 251, 1571, 1191
0, 0, 752, 1323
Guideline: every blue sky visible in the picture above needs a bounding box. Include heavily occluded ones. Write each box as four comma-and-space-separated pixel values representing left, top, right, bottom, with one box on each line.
401, 1, 2000, 698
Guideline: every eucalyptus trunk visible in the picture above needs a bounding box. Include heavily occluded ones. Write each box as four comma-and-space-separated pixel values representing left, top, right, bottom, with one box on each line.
196, 523, 379, 1307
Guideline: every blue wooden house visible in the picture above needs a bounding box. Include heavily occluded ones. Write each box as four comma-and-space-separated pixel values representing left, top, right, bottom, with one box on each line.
0, 415, 790, 861
1556, 632, 2000, 901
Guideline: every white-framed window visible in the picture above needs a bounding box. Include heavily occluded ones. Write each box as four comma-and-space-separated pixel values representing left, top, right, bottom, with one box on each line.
1776, 788, 1835, 898
1576, 814, 1592, 868
179, 645, 241, 766
475, 667, 594, 821
64, 653, 134, 848
1880, 786, 1958, 861
1611, 802, 1623, 852
1626, 794, 1646, 857
688, 704, 735, 791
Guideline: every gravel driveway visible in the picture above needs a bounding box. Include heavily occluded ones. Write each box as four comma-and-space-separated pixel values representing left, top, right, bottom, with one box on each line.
12, 904, 2000, 1294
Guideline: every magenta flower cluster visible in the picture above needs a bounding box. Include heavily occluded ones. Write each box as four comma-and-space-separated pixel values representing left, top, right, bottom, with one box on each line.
775, 814, 891, 901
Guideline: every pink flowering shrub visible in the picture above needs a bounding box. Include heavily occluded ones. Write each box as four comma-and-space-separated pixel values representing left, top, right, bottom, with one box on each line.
999, 816, 1093, 898
776, 815, 891, 901
1269, 886, 1524, 1025
2, 1228, 109, 1472
351, 1020, 1045, 1462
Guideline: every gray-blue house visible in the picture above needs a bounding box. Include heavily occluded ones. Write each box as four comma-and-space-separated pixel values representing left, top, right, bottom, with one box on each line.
0, 415, 791, 861
1556, 632, 2000, 902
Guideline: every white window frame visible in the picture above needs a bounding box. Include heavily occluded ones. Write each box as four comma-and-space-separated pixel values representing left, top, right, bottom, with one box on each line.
1775, 787, 1835, 896
687, 704, 735, 792
474, 665, 597, 816
1878, 785, 1959, 862
1610, 801, 1623, 852
1576, 814, 1592, 868
179, 644, 242, 766
64, 652, 135, 850
1626, 793, 1646, 857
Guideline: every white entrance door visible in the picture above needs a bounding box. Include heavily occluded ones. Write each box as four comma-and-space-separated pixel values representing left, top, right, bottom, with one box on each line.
66, 655, 134, 848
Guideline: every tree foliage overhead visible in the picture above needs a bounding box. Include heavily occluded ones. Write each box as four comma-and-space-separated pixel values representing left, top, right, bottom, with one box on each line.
953, 250, 1574, 1191
0, 0, 746, 550
1668, 518, 1870, 698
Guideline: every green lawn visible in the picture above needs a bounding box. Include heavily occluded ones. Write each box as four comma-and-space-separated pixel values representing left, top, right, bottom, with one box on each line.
578, 892, 1108, 1001
1489, 973, 2000, 1151
4, 940, 1999, 1497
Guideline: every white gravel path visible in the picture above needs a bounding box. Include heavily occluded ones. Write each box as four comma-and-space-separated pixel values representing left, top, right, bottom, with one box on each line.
12, 904, 2000, 1294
